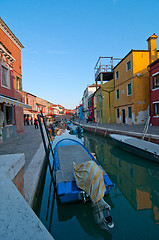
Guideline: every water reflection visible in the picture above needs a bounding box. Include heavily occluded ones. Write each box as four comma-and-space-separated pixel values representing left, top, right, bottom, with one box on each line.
56, 199, 113, 239
34, 125, 159, 240
83, 132, 159, 225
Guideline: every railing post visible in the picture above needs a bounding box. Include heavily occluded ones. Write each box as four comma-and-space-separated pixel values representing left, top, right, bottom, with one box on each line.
37, 114, 55, 186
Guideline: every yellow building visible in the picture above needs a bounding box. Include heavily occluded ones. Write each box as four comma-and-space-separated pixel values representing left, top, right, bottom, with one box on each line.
94, 57, 117, 123
94, 87, 102, 123
114, 34, 159, 124
94, 79, 115, 124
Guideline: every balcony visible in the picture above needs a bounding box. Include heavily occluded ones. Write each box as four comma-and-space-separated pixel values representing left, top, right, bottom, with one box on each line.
94, 57, 122, 82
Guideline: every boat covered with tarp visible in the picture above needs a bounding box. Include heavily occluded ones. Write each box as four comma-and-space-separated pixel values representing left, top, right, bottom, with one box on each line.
54, 138, 113, 203
110, 134, 159, 163
54, 138, 114, 229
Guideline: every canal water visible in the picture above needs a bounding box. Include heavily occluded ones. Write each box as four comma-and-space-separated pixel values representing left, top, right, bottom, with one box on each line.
33, 125, 159, 240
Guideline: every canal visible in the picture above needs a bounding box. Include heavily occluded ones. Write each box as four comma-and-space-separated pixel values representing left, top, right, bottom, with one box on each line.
33, 125, 159, 240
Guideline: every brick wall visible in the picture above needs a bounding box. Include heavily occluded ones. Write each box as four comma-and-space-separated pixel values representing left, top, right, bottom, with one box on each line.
13, 168, 25, 198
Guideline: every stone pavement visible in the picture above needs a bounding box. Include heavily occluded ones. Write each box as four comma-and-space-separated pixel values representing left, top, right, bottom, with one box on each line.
0, 125, 43, 172
0, 122, 159, 173
76, 119, 159, 136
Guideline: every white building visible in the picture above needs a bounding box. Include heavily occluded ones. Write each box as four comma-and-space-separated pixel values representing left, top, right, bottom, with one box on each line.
82, 84, 97, 120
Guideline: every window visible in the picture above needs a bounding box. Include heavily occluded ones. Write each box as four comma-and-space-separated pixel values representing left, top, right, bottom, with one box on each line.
16, 76, 22, 92
116, 71, 119, 79
27, 98, 29, 105
126, 61, 131, 71
155, 103, 159, 116
117, 108, 120, 118
127, 83, 132, 95
4, 105, 14, 125
1, 65, 10, 88
128, 106, 132, 118
116, 89, 119, 99
153, 74, 159, 89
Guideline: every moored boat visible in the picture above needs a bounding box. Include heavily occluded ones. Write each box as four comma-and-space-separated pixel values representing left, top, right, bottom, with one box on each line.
54, 138, 114, 230
69, 124, 84, 134
54, 138, 113, 203
110, 134, 159, 163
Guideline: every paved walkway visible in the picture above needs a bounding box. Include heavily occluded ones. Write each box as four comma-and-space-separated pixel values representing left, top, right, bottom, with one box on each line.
74, 119, 159, 143
75, 119, 159, 134
0, 122, 159, 173
0, 125, 42, 172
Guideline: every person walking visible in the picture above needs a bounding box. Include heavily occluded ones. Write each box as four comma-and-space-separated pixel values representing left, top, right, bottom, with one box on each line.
34, 118, 38, 129
30, 117, 33, 125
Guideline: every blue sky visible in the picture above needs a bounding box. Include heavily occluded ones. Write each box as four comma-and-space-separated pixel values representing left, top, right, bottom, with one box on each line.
1, 0, 159, 109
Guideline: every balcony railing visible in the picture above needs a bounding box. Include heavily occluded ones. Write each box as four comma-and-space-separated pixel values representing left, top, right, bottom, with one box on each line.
94, 57, 122, 81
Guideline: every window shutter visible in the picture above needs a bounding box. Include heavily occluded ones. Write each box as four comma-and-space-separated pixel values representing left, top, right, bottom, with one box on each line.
19, 78, 22, 92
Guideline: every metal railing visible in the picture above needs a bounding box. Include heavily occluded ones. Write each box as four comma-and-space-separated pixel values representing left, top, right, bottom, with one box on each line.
94, 56, 122, 79
37, 110, 56, 187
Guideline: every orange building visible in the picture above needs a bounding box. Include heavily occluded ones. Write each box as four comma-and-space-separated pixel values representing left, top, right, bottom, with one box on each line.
0, 18, 29, 142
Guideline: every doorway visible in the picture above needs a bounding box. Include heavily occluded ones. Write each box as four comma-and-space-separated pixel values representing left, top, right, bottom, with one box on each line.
122, 109, 126, 124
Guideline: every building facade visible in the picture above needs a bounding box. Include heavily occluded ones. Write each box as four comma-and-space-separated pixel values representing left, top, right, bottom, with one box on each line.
88, 94, 94, 120
114, 34, 159, 125
101, 79, 115, 124
148, 58, 159, 126
22, 91, 37, 125
83, 84, 97, 120
0, 18, 30, 142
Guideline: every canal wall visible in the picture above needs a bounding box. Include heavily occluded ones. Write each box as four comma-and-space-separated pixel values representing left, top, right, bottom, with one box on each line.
74, 121, 159, 144
0, 125, 54, 240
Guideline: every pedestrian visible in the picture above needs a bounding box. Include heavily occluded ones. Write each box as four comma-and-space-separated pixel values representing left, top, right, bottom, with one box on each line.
27, 117, 29, 125
34, 118, 38, 129
30, 117, 33, 125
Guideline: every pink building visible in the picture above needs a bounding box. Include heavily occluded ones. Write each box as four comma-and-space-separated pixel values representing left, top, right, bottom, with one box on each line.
22, 91, 37, 124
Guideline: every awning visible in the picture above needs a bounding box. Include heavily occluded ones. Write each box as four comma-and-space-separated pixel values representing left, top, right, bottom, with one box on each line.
153, 101, 159, 104
23, 110, 31, 115
0, 94, 32, 109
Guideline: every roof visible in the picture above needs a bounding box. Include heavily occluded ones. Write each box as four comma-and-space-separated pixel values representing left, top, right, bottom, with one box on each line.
0, 17, 24, 50
147, 33, 158, 42
147, 58, 159, 68
113, 49, 152, 70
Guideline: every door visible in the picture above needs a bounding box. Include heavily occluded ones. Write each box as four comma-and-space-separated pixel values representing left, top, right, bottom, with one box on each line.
122, 109, 126, 124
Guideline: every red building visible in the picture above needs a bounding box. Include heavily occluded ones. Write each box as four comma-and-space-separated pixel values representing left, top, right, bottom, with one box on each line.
88, 93, 94, 120
0, 18, 30, 142
148, 58, 159, 126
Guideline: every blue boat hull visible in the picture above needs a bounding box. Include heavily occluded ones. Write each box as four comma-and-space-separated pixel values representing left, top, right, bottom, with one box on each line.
54, 138, 113, 203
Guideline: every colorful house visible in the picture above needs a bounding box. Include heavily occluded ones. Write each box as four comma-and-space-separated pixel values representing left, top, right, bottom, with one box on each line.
93, 79, 115, 124
101, 79, 115, 124
94, 57, 118, 124
88, 94, 94, 120
147, 58, 159, 126
94, 87, 102, 123
114, 34, 159, 125
83, 84, 97, 120
0, 18, 30, 142
22, 91, 37, 124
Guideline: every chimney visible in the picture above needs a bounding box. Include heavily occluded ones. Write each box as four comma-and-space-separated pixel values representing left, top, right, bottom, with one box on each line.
147, 33, 158, 63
